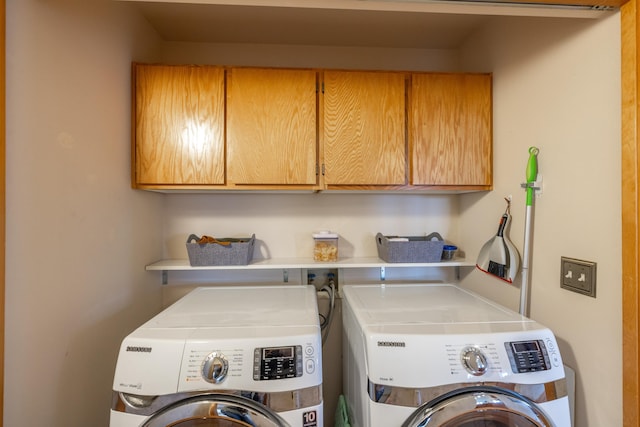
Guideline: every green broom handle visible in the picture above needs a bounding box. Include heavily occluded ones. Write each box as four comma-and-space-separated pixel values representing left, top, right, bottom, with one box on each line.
526, 147, 539, 206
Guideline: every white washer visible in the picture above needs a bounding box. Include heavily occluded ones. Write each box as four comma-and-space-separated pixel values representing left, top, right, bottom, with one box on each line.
342, 283, 571, 427
110, 285, 323, 427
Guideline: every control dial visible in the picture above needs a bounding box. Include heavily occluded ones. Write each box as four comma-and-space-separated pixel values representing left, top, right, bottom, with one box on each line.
202, 352, 228, 384
461, 346, 488, 376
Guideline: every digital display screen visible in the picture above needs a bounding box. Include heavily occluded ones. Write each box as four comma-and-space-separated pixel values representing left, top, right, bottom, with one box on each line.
263, 347, 294, 359
254, 345, 303, 381
512, 341, 540, 353
505, 340, 550, 373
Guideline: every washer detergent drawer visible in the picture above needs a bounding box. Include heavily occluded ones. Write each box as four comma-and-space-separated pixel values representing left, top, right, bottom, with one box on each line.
401, 386, 555, 427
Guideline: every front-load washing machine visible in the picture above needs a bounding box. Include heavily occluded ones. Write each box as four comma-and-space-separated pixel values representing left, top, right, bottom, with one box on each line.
342, 283, 571, 427
110, 285, 323, 427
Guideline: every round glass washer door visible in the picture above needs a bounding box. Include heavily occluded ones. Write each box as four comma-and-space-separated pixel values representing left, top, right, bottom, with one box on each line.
401, 386, 555, 427
140, 394, 290, 427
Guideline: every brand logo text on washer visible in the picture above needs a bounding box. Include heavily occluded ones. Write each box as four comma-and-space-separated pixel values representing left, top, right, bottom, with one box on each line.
126, 346, 152, 353
377, 341, 405, 347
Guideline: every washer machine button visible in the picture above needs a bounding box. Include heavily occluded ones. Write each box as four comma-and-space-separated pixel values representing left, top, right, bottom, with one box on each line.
305, 358, 316, 374
461, 346, 488, 376
202, 352, 229, 384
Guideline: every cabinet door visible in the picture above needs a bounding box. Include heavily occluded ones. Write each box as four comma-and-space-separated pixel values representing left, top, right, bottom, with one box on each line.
227, 68, 318, 186
323, 71, 406, 186
410, 73, 492, 187
134, 64, 225, 186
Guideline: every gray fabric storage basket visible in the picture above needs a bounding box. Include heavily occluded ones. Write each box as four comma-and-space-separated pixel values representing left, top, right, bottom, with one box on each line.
186, 234, 256, 266
376, 232, 444, 263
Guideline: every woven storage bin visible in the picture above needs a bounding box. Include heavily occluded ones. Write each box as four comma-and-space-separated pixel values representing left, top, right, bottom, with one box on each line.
376, 232, 444, 263
186, 234, 256, 266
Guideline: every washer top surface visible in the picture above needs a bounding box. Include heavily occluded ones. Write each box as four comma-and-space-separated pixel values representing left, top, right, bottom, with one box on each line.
342, 283, 531, 326
142, 285, 319, 329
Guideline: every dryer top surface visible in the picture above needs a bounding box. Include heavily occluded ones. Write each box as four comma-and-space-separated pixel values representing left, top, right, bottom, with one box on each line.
142, 285, 320, 329
342, 283, 534, 328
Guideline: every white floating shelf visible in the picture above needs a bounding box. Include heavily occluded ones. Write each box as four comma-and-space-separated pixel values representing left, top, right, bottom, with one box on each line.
146, 257, 475, 284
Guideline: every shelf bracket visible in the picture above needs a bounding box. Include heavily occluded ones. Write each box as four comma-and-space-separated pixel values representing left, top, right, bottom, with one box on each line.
162, 270, 168, 285
380, 266, 386, 281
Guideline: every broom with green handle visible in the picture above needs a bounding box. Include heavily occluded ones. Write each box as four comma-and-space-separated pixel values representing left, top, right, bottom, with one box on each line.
520, 146, 539, 316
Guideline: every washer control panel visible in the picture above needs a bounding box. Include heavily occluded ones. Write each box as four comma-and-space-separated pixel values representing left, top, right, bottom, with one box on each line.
505, 340, 552, 373
253, 345, 306, 380
442, 334, 561, 381
178, 337, 320, 391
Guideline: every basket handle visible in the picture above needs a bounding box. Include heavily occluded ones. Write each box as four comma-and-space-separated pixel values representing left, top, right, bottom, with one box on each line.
425, 232, 443, 242
187, 234, 201, 244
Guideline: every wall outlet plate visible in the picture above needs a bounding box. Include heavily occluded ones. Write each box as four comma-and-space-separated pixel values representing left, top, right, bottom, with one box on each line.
560, 256, 597, 298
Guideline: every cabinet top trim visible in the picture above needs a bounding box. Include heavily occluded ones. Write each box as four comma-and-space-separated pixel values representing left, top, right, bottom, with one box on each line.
123, 0, 616, 17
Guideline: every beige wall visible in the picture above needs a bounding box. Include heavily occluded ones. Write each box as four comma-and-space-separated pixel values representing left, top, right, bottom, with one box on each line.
5, 0, 164, 425
5, 1, 622, 427
458, 14, 622, 427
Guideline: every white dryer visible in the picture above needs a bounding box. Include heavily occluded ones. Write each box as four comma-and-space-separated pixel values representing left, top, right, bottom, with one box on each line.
110, 285, 323, 427
342, 283, 571, 427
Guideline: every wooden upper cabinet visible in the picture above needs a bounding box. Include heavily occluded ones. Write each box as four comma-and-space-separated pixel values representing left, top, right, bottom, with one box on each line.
131, 65, 492, 192
226, 68, 318, 186
133, 64, 225, 187
409, 73, 492, 187
323, 71, 406, 186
